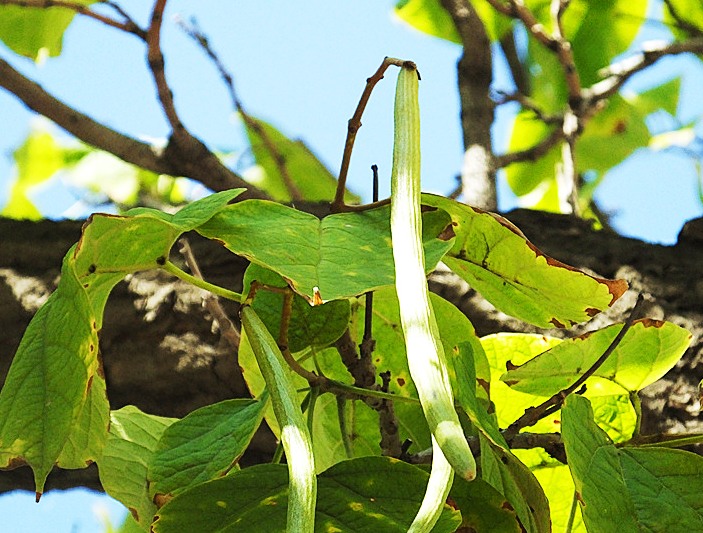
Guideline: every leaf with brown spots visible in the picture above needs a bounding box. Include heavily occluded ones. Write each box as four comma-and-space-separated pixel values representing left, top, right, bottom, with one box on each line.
422, 194, 627, 328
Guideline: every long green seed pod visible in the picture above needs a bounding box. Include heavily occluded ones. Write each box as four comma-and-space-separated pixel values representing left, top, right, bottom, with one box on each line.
390, 63, 476, 498
241, 306, 316, 533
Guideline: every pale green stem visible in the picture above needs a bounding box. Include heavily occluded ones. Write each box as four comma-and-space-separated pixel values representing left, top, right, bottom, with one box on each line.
160, 260, 243, 301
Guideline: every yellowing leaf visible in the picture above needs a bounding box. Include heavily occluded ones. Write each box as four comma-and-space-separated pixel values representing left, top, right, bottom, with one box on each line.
423, 194, 627, 328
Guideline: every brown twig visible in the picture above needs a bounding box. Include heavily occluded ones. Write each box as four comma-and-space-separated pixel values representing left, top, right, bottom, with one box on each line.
0, 0, 147, 38
493, 124, 564, 168
331, 57, 416, 213
503, 294, 646, 441
147, 0, 181, 133
177, 238, 241, 350
176, 17, 303, 201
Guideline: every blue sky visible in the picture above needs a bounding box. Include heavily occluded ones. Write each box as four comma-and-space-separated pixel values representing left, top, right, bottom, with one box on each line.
1, 1, 703, 531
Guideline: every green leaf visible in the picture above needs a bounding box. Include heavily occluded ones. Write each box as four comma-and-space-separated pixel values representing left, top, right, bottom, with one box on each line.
244, 116, 360, 204
562, 394, 703, 532
152, 457, 462, 533
561, 394, 639, 532
237, 288, 478, 471
449, 476, 524, 533
0, 1, 97, 60
501, 319, 692, 396
565, 0, 648, 87
619, 447, 703, 531
394, 0, 514, 42
480, 435, 550, 533
197, 200, 454, 302
530, 463, 586, 533
242, 264, 351, 352
576, 94, 651, 175
452, 341, 507, 450
0, 190, 245, 494
663, 0, 703, 39
483, 333, 637, 442
148, 398, 268, 499
394, 0, 460, 43
98, 406, 177, 530
55, 371, 110, 469
237, 336, 383, 473
633, 77, 681, 117
0, 252, 101, 495
74, 189, 245, 278
423, 194, 627, 327
1, 129, 66, 219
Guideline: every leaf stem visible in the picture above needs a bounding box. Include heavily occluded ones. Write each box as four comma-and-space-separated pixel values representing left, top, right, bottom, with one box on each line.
564, 491, 578, 533
160, 260, 243, 302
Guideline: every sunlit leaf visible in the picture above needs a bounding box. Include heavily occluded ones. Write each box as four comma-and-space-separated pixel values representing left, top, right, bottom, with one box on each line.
423, 194, 627, 327
501, 319, 692, 395
1, 129, 67, 220
483, 333, 637, 442
0, 1, 97, 59
152, 457, 462, 533
197, 200, 454, 302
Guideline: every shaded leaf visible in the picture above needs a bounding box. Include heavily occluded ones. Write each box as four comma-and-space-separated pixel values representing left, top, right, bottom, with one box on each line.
56, 371, 110, 469
501, 319, 692, 396
197, 200, 454, 303
620, 447, 703, 532
423, 194, 627, 327
0, 1, 97, 59
98, 406, 176, 530
237, 337, 382, 473
449, 476, 523, 533
0, 190, 245, 494
562, 395, 639, 532
0, 253, 101, 494
561, 394, 703, 533
152, 457, 461, 533
148, 398, 268, 499
480, 435, 551, 533
244, 116, 360, 203
242, 263, 350, 352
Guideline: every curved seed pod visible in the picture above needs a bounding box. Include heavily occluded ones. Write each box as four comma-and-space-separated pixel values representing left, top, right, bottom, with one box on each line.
390, 63, 477, 488
241, 305, 316, 533
407, 437, 454, 533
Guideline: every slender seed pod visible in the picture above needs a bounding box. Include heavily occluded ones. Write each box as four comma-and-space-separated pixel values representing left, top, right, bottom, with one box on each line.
390, 64, 476, 486
241, 305, 316, 533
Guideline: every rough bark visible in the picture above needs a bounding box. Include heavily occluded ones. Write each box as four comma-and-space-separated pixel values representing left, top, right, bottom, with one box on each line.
1, 212, 702, 495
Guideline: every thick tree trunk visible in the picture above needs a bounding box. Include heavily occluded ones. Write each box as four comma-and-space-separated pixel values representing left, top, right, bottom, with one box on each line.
1, 212, 701, 495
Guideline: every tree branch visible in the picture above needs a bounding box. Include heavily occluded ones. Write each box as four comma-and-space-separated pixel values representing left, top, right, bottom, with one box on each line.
0, 57, 268, 198
440, 0, 497, 210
